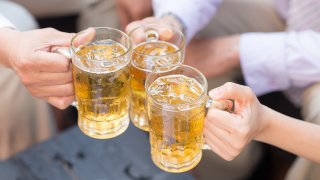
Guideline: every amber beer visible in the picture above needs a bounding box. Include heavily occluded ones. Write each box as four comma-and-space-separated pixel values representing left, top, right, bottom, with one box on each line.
130, 41, 181, 131
129, 24, 185, 131
71, 27, 132, 139
145, 64, 218, 173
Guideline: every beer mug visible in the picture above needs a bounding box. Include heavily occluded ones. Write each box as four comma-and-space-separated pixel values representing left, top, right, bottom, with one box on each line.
56, 27, 132, 139
145, 65, 234, 173
129, 24, 185, 131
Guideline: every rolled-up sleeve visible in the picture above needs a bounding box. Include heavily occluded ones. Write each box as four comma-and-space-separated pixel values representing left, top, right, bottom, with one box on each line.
240, 31, 320, 96
0, 14, 15, 28
153, 0, 221, 42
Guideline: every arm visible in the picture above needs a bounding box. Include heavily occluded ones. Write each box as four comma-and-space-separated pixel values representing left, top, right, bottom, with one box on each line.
205, 82, 320, 163
257, 105, 320, 163
152, 0, 221, 42
240, 30, 320, 96
126, 0, 221, 43
187, 30, 320, 96
0, 14, 15, 66
0, 15, 75, 109
116, 0, 152, 29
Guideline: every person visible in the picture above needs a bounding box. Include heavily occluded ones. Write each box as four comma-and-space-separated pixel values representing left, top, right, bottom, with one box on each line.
285, 82, 320, 180
126, 0, 320, 179
126, 0, 320, 104
204, 82, 320, 164
0, 1, 74, 160
76, 0, 153, 30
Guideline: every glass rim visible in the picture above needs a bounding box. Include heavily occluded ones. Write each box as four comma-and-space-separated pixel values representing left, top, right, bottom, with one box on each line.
145, 64, 208, 109
131, 57, 185, 73
129, 23, 186, 58
70, 27, 132, 62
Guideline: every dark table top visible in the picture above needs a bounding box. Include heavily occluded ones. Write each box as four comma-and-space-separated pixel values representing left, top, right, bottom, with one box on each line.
0, 124, 194, 180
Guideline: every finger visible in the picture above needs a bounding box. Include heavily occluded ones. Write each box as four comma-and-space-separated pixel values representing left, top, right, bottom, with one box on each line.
143, 17, 175, 42
141, 17, 158, 24
209, 82, 251, 101
44, 28, 75, 47
126, 21, 142, 34
28, 71, 72, 86
206, 108, 240, 130
46, 95, 75, 110
204, 125, 239, 156
204, 128, 235, 161
34, 51, 71, 72
158, 27, 175, 41
128, 23, 147, 45
72, 27, 96, 48
28, 83, 74, 97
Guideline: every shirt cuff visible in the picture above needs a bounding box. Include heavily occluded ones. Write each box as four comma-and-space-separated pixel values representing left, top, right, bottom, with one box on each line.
0, 14, 15, 29
239, 32, 289, 96
153, 0, 220, 43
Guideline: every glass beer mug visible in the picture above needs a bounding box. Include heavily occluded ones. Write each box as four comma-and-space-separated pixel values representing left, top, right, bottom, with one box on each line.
145, 65, 234, 173
129, 24, 185, 131
56, 27, 132, 139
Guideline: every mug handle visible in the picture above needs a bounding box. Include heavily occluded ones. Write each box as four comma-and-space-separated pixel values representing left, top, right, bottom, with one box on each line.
203, 98, 235, 150
52, 47, 77, 108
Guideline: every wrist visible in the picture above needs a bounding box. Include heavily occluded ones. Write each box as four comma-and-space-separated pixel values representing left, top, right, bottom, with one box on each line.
161, 13, 185, 34
228, 35, 241, 69
254, 105, 274, 143
0, 28, 21, 68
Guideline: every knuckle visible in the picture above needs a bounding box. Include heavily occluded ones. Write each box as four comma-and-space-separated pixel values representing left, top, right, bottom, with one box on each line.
223, 154, 234, 161
21, 77, 30, 85
143, 17, 156, 22
206, 110, 216, 121
27, 87, 36, 95
224, 82, 235, 91
64, 84, 74, 95
237, 125, 250, 137
16, 60, 32, 70
244, 86, 254, 96
65, 72, 73, 82
56, 99, 70, 110
44, 27, 56, 33
126, 21, 141, 33
59, 61, 70, 72
56, 104, 68, 110
229, 149, 240, 158
19, 74, 33, 86
234, 141, 245, 151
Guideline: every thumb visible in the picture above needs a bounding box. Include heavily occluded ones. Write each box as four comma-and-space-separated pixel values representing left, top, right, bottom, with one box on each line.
206, 108, 239, 130
72, 27, 96, 48
209, 82, 250, 100
49, 30, 75, 47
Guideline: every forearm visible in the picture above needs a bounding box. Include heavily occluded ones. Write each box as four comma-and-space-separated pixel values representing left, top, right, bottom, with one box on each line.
256, 105, 320, 163
240, 31, 320, 96
0, 28, 20, 68
152, 0, 221, 42
186, 35, 240, 78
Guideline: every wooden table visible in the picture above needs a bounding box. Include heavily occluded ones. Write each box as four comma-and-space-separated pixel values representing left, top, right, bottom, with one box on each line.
0, 124, 194, 180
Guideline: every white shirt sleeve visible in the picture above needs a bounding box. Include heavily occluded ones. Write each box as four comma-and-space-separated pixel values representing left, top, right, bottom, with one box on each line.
240, 30, 320, 96
0, 14, 15, 29
152, 0, 221, 42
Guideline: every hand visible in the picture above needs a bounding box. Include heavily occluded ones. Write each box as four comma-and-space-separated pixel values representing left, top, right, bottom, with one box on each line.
116, 0, 153, 29
204, 82, 268, 161
126, 15, 182, 42
0, 28, 75, 109
185, 35, 240, 78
